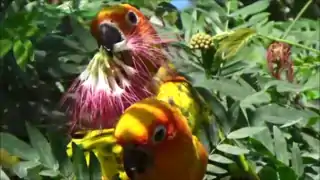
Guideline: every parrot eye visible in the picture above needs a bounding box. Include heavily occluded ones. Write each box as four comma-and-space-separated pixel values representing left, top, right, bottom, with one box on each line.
152, 125, 166, 143
127, 11, 138, 25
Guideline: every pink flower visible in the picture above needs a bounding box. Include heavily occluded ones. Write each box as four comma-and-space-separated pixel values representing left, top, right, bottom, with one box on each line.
62, 47, 161, 130
266, 42, 294, 82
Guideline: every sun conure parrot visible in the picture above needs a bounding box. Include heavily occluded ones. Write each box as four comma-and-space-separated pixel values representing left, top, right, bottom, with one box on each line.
62, 3, 173, 130
114, 98, 208, 180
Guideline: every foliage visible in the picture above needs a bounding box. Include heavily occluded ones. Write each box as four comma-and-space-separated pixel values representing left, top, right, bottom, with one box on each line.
0, 0, 319, 180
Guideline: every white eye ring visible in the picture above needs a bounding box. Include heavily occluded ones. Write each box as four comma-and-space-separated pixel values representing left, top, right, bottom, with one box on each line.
152, 125, 166, 143
126, 11, 139, 25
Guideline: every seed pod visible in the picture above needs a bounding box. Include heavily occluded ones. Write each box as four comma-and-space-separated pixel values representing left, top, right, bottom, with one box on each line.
189, 32, 214, 50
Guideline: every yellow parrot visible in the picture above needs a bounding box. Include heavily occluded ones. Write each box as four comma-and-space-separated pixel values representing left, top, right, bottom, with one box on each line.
114, 98, 208, 180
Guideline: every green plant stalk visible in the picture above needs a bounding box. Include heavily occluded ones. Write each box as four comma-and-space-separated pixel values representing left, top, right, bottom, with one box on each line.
282, 0, 313, 39
225, 0, 231, 31
258, 34, 320, 54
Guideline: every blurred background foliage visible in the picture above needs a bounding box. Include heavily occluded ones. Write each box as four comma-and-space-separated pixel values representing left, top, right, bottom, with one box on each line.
0, 0, 319, 180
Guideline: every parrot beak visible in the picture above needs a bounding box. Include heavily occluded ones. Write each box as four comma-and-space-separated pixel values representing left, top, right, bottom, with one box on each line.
122, 144, 153, 179
98, 22, 123, 52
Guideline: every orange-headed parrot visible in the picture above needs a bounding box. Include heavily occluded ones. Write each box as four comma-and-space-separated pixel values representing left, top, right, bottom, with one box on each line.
114, 98, 208, 180
62, 4, 173, 130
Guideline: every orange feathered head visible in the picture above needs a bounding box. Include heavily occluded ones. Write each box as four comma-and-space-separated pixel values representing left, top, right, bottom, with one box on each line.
114, 98, 208, 180
91, 4, 153, 49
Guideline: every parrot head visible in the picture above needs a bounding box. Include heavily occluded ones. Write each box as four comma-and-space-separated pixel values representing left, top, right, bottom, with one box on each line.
62, 4, 172, 130
91, 4, 155, 52
114, 98, 207, 180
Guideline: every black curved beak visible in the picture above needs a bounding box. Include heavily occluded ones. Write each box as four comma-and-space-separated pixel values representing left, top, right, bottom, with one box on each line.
99, 23, 123, 52
122, 145, 153, 179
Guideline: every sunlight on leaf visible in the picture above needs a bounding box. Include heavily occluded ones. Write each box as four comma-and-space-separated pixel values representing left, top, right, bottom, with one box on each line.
217, 144, 250, 155
227, 127, 266, 139
215, 28, 257, 59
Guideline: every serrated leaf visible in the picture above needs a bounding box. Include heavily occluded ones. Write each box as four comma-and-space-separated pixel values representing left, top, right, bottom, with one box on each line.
217, 144, 249, 155
209, 154, 234, 164
273, 126, 290, 165
0, 39, 13, 58
26, 122, 58, 170
291, 143, 304, 177
0, 133, 39, 161
230, 0, 270, 19
227, 127, 266, 139
12, 161, 41, 178
72, 143, 90, 180
206, 164, 228, 174
89, 151, 102, 180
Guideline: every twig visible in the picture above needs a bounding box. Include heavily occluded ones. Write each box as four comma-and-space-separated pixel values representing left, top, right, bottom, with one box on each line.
282, 0, 313, 39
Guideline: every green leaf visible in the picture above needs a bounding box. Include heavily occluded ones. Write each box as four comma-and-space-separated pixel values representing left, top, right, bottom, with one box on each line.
216, 144, 249, 155
291, 143, 304, 177
253, 128, 274, 154
227, 127, 266, 139
24, 40, 34, 62
303, 71, 320, 91
252, 104, 316, 125
89, 151, 102, 180
0, 39, 13, 58
195, 87, 231, 134
0, 132, 39, 161
273, 126, 290, 165
39, 169, 60, 177
215, 28, 257, 59
69, 16, 98, 52
206, 164, 228, 174
72, 143, 90, 180
301, 133, 320, 153
26, 122, 58, 170
278, 166, 297, 180
47, 131, 74, 178
258, 166, 278, 180
240, 91, 271, 110
230, 0, 270, 19
209, 154, 234, 164
280, 118, 303, 128
0, 168, 10, 180
13, 40, 33, 70
24, 25, 39, 38
12, 161, 41, 178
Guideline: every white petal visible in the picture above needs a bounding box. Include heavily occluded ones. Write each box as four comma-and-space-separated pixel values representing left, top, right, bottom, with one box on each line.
108, 76, 124, 96
113, 40, 131, 52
